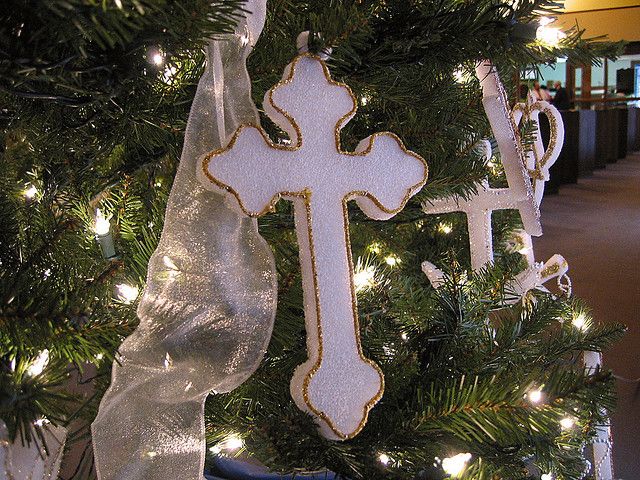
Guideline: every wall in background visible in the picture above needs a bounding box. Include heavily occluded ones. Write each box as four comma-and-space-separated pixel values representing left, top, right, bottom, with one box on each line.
557, 1, 640, 42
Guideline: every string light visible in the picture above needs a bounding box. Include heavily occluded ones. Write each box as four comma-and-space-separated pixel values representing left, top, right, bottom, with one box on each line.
441, 452, 472, 477
453, 67, 471, 83
536, 18, 566, 47
378, 453, 391, 466
354, 264, 377, 292
26, 349, 50, 377
94, 208, 117, 259
527, 388, 544, 404
571, 313, 589, 331
94, 208, 111, 236
23, 184, 38, 200
438, 222, 453, 234
541, 474, 553, 480
401, 332, 409, 342
116, 283, 139, 304
385, 255, 400, 267
209, 434, 244, 454
560, 416, 575, 430
149, 49, 165, 66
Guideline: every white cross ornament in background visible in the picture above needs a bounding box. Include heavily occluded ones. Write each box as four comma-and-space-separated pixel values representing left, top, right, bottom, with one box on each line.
198, 53, 427, 440
422, 60, 567, 300
423, 60, 541, 272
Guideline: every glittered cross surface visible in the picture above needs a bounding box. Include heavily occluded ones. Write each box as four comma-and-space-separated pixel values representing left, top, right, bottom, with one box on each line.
198, 53, 427, 440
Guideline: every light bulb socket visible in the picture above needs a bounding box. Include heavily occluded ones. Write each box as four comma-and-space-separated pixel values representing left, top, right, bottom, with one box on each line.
96, 232, 117, 259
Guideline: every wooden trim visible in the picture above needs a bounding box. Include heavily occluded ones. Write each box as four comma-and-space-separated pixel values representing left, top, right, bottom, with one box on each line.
581, 65, 592, 99
604, 59, 609, 99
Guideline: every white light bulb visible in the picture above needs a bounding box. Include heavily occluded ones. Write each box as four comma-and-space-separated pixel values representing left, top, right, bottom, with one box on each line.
222, 435, 244, 451
209, 445, 222, 454
116, 283, 139, 303
453, 67, 469, 83
24, 185, 38, 199
528, 389, 543, 404
385, 255, 400, 267
438, 222, 453, 234
571, 313, 589, 331
541, 473, 553, 480
94, 208, 111, 235
378, 453, 391, 466
441, 452, 472, 477
560, 417, 575, 430
26, 349, 50, 377
354, 265, 376, 292
150, 50, 164, 66
401, 332, 408, 342
95, 353, 104, 361
536, 25, 566, 47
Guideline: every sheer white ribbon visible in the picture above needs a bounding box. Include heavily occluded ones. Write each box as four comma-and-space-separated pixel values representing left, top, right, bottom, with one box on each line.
91, 2, 275, 479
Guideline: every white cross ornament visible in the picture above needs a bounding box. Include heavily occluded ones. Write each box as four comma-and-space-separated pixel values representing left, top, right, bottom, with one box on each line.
198, 53, 427, 440
422, 60, 541, 272
422, 61, 568, 301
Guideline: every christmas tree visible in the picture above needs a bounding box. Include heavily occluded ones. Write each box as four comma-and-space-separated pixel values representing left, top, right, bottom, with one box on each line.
0, 1, 626, 479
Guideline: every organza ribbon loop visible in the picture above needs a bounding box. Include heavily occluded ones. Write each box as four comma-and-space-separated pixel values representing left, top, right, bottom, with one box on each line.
92, 2, 274, 479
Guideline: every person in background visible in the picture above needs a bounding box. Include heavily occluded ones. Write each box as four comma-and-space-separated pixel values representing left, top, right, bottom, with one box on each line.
552, 80, 571, 110
540, 84, 552, 101
529, 80, 552, 102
